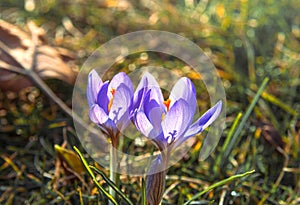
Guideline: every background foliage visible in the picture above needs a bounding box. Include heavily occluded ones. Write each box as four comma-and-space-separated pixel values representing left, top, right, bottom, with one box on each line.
0, 0, 299, 204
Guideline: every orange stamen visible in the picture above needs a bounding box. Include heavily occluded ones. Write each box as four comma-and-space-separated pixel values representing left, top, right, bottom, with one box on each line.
110, 89, 116, 96
108, 88, 116, 111
163, 98, 171, 111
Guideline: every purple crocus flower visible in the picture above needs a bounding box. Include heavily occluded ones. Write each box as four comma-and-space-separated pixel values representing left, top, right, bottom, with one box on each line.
133, 73, 222, 205
87, 70, 134, 145
134, 72, 222, 152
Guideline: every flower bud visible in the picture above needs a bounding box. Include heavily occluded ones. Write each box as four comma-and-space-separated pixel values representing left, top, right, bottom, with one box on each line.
146, 155, 167, 205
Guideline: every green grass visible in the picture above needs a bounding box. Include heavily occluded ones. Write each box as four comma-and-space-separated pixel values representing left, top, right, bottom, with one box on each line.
0, 0, 299, 204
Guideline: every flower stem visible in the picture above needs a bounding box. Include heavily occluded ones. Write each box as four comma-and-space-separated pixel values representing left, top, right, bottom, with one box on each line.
109, 145, 118, 205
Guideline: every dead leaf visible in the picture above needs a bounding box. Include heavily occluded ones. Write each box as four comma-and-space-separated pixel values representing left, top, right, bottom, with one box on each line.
256, 121, 285, 150
0, 20, 77, 91
54, 144, 85, 174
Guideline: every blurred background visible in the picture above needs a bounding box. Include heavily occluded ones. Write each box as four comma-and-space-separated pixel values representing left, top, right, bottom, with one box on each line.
0, 0, 299, 204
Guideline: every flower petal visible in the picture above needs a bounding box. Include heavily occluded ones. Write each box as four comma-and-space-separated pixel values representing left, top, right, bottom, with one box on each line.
134, 111, 154, 138
135, 111, 166, 150
184, 100, 223, 139
109, 72, 134, 96
97, 81, 110, 114
89, 104, 109, 125
152, 132, 168, 150
131, 86, 146, 115
144, 73, 164, 105
143, 93, 160, 114
169, 77, 197, 113
133, 72, 164, 111
171, 101, 222, 149
137, 72, 162, 94
147, 87, 164, 109
109, 83, 133, 126
161, 99, 192, 144
147, 106, 163, 133
87, 70, 102, 107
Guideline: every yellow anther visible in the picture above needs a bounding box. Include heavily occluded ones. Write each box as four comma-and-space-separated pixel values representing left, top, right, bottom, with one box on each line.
108, 88, 116, 111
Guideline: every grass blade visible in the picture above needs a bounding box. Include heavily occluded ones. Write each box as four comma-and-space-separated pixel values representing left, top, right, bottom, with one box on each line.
90, 165, 134, 205
73, 146, 118, 205
214, 112, 243, 172
183, 170, 255, 205
221, 77, 269, 164
261, 91, 298, 116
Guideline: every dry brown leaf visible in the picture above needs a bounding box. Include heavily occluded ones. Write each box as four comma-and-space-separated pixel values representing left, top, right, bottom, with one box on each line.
54, 144, 85, 174
256, 120, 285, 150
0, 20, 77, 91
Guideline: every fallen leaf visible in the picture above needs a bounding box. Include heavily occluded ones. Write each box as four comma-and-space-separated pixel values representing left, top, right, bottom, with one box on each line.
0, 20, 77, 91
54, 144, 85, 174
256, 121, 285, 150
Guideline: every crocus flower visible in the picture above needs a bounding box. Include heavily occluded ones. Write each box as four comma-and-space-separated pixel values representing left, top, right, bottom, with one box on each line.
87, 69, 134, 145
133, 73, 222, 205
134, 72, 222, 153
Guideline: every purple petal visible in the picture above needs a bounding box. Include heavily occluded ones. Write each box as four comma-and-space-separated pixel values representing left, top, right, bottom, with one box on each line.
161, 99, 192, 144
147, 87, 164, 108
137, 72, 162, 94
146, 106, 163, 133
134, 111, 154, 138
135, 111, 166, 150
132, 87, 146, 114
142, 89, 164, 132
132, 75, 147, 111
171, 101, 222, 149
133, 72, 163, 111
109, 83, 133, 126
134, 72, 150, 97
169, 77, 197, 114
87, 70, 103, 107
152, 132, 168, 150
183, 100, 223, 139
89, 99, 119, 137
109, 72, 134, 96
89, 104, 109, 125
143, 89, 161, 112
97, 81, 110, 114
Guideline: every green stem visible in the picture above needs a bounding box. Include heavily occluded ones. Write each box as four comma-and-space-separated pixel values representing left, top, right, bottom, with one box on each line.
141, 178, 147, 205
109, 145, 118, 205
